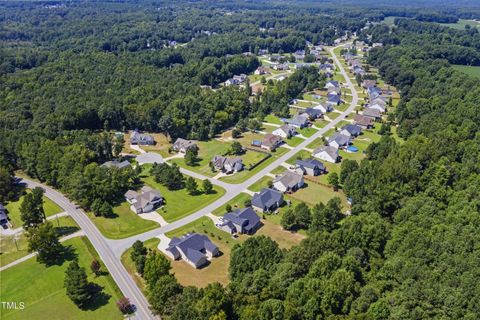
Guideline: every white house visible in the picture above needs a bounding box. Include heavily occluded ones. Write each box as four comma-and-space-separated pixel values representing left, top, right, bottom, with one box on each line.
313, 145, 339, 163
273, 171, 304, 193
272, 124, 296, 138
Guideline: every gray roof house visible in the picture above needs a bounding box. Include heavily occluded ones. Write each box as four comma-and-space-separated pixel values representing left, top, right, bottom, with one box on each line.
165, 233, 219, 269
362, 108, 382, 120
251, 188, 284, 213
327, 93, 342, 105
313, 145, 339, 163
0, 203, 9, 226
314, 102, 334, 113
217, 207, 262, 235
172, 138, 197, 153
328, 132, 351, 149
324, 80, 339, 89
294, 159, 326, 176
212, 156, 244, 174
284, 114, 309, 128
101, 160, 131, 169
340, 124, 362, 137
130, 130, 155, 145
272, 124, 296, 138
124, 186, 163, 214
304, 108, 323, 120
273, 171, 305, 193
354, 114, 374, 128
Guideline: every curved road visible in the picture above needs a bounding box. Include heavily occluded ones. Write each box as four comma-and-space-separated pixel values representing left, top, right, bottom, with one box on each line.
13, 44, 357, 320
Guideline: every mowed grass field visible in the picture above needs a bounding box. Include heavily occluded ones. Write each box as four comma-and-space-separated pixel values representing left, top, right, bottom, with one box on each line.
452, 65, 480, 79
440, 19, 480, 30
1, 237, 122, 320
1, 216, 80, 268
5, 190, 63, 228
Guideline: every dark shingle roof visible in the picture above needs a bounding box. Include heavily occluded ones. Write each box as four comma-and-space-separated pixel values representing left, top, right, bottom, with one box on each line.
252, 188, 283, 210
296, 158, 325, 171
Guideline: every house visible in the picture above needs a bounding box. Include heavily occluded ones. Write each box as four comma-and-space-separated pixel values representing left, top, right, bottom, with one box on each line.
303, 108, 323, 120
172, 138, 197, 153
273, 63, 289, 71
354, 114, 374, 128
367, 103, 386, 113
261, 134, 284, 151
124, 186, 163, 214
362, 80, 377, 89
313, 145, 339, 163
130, 130, 155, 145
165, 233, 219, 269
327, 93, 342, 105
324, 80, 339, 89
294, 50, 305, 60
328, 132, 351, 149
340, 124, 362, 137
211, 156, 244, 173
101, 160, 131, 169
353, 66, 365, 76
370, 97, 387, 107
328, 86, 342, 96
258, 49, 269, 55
251, 188, 284, 212
294, 159, 326, 176
295, 63, 309, 69
0, 204, 9, 227
254, 67, 270, 75
217, 207, 262, 235
225, 74, 247, 86
272, 124, 296, 138
273, 171, 304, 193
314, 102, 334, 113
284, 114, 309, 128
362, 108, 382, 120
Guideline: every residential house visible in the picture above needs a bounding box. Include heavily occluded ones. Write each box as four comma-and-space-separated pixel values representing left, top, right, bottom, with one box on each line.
172, 138, 198, 153
362, 108, 382, 120
354, 114, 374, 128
258, 49, 269, 55
294, 50, 305, 60
353, 66, 365, 76
328, 86, 342, 96
340, 124, 362, 137
272, 124, 296, 138
273, 171, 305, 193
328, 132, 351, 149
251, 188, 284, 213
314, 102, 334, 113
165, 233, 219, 269
362, 80, 377, 89
130, 130, 155, 145
254, 67, 270, 75
370, 97, 387, 108
327, 93, 342, 105
261, 134, 284, 151
303, 108, 323, 120
324, 80, 339, 89
225, 74, 247, 86
101, 160, 131, 169
273, 63, 289, 71
124, 186, 163, 214
217, 207, 262, 235
367, 103, 386, 113
284, 114, 309, 128
211, 156, 244, 174
294, 159, 326, 176
313, 145, 339, 163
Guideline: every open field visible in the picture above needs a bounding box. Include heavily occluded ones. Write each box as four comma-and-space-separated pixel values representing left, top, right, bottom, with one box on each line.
1, 216, 80, 267
264, 114, 283, 125
440, 19, 480, 30
87, 201, 160, 240
1, 237, 122, 320
142, 169, 226, 223
287, 180, 349, 211
452, 64, 480, 79
5, 190, 63, 229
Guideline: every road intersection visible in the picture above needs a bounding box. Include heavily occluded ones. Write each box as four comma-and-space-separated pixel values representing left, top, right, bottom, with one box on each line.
13, 44, 358, 320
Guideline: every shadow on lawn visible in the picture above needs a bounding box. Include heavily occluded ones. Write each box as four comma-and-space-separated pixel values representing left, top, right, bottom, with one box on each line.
80, 283, 111, 311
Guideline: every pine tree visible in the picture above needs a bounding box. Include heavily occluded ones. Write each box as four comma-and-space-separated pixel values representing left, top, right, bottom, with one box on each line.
202, 179, 213, 194
185, 177, 198, 195
27, 222, 63, 264
64, 259, 91, 307
20, 187, 45, 229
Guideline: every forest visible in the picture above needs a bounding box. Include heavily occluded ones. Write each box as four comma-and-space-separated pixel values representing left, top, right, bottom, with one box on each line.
1, 0, 480, 319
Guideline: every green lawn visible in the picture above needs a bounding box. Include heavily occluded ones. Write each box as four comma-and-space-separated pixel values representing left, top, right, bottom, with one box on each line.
313, 119, 330, 129
286, 150, 312, 165
170, 139, 231, 177
302, 93, 324, 102
1, 216, 80, 267
87, 201, 160, 239
295, 100, 316, 107
264, 114, 283, 125
211, 192, 253, 216
247, 176, 273, 193
306, 137, 325, 149
1, 237, 123, 320
440, 19, 480, 30
5, 191, 63, 229
219, 147, 288, 184
298, 126, 318, 137
120, 238, 160, 293
271, 166, 287, 175
452, 65, 480, 79
285, 136, 305, 147
326, 112, 341, 120
142, 170, 226, 222
261, 123, 278, 133
287, 181, 349, 210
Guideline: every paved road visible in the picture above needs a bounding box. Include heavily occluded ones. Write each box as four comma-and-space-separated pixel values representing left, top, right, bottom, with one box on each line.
19, 179, 156, 320
108, 44, 359, 257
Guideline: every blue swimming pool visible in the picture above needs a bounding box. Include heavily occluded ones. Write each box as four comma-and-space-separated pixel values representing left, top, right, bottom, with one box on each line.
347, 146, 359, 152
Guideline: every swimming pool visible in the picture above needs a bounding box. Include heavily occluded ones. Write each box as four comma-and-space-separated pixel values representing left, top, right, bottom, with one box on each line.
347, 146, 359, 152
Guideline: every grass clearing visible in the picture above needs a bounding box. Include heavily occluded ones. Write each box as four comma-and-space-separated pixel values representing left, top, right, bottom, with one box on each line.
247, 176, 273, 193
287, 181, 349, 211
285, 136, 305, 147
286, 150, 312, 165
264, 114, 283, 125
440, 19, 480, 30
298, 126, 318, 137
1, 236, 122, 320
452, 64, 480, 79
87, 201, 160, 240
271, 166, 287, 175
326, 112, 341, 120
212, 192, 252, 216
